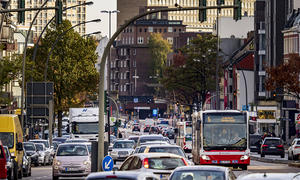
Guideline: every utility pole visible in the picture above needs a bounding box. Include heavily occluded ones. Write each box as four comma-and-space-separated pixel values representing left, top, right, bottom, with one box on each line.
49, 99, 53, 146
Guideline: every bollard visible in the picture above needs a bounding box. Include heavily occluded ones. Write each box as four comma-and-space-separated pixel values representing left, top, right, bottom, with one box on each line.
91, 141, 98, 172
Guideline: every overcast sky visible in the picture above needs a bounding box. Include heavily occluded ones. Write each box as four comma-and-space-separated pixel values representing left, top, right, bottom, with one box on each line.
86, 0, 117, 37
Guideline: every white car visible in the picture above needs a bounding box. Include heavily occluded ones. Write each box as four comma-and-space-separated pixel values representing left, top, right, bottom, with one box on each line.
109, 140, 135, 163
288, 138, 300, 160
34, 143, 51, 166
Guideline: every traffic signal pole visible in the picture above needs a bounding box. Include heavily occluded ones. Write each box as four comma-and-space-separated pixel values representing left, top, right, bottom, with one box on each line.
97, 5, 240, 171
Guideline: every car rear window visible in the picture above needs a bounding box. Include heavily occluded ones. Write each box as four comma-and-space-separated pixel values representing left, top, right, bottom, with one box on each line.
140, 137, 164, 143
148, 157, 185, 170
170, 170, 225, 180
264, 139, 281, 145
113, 142, 135, 149
149, 147, 185, 157
297, 141, 300, 145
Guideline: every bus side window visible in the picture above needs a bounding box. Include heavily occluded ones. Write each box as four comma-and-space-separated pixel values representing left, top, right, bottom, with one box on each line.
196, 120, 201, 130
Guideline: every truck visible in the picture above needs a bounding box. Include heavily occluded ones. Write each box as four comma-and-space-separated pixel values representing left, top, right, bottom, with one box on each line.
69, 108, 106, 141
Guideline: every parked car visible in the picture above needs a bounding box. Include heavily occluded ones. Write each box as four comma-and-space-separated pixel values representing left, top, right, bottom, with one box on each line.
35, 143, 52, 166
260, 137, 285, 158
288, 138, 300, 160
0, 141, 7, 180
169, 166, 236, 180
23, 142, 39, 166
250, 134, 262, 153
109, 140, 135, 164
22, 149, 31, 177
52, 143, 91, 180
237, 173, 298, 180
119, 153, 188, 179
86, 171, 159, 180
4, 146, 16, 180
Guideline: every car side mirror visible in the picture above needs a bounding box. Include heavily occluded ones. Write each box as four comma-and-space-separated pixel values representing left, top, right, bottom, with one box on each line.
16, 142, 23, 151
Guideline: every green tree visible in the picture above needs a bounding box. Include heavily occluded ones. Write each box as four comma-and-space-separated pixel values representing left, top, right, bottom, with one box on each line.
162, 34, 220, 109
148, 33, 172, 97
25, 20, 99, 136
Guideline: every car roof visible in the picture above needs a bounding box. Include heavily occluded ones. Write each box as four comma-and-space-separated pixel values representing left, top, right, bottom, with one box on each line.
129, 136, 139, 138
115, 139, 135, 142
173, 165, 228, 172
237, 173, 297, 180
30, 139, 48, 142
134, 152, 183, 159
87, 171, 158, 179
145, 144, 182, 148
59, 143, 88, 146
24, 142, 35, 144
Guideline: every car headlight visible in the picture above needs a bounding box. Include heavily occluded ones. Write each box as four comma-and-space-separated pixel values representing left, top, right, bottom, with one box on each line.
201, 155, 210, 160
83, 160, 90, 166
54, 160, 61, 166
111, 151, 117, 155
240, 155, 249, 160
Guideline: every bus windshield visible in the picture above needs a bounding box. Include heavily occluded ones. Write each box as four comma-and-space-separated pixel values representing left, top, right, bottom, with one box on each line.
203, 113, 247, 150
72, 122, 98, 134
0, 132, 14, 148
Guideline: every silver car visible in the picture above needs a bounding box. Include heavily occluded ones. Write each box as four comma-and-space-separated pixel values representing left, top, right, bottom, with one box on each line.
109, 140, 135, 163
237, 173, 299, 180
118, 153, 188, 180
169, 166, 236, 180
34, 143, 51, 166
52, 143, 91, 180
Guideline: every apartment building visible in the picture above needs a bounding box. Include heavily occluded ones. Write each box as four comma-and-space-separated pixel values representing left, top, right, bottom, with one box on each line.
117, 0, 255, 32
10, 0, 87, 37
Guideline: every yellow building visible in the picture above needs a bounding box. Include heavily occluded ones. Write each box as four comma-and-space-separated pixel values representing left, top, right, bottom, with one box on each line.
10, 0, 87, 37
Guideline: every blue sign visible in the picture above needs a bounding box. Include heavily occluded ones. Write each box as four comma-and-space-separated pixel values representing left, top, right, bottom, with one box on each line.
242, 105, 249, 111
133, 98, 138, 103
102, 156, 113, 171
153, 109, 158, 117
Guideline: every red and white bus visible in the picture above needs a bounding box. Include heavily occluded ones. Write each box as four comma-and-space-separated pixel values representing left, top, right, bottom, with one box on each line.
192, 110, 250, 170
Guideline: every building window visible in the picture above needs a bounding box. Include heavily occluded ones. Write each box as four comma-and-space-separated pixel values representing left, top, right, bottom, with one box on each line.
137, 37, 144, 44
144, 28, 147, 32
132, 37, 134, 44
120, 48, 123, 56
139, 28, 142, 32
124, 61, 127, 68
124, 85, 127, 92
124, 49, 127, 56
168, 27, 172, 32
120, 85, 123, 92
167, 37, 173, 45
120, 73, 123, 79
133, 49, 136, 55
148, 27, 153, 32
120, 61, 123, 68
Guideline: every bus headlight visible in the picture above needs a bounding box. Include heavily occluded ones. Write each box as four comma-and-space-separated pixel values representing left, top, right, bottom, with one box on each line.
240, 155, 249, 160
201, 155, 210, 160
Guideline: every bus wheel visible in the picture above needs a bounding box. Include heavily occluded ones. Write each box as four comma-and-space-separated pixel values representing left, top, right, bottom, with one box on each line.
240, 165, 248, 170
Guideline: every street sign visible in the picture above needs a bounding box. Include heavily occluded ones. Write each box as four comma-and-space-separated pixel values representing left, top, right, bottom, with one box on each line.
133, 98, 138, 103
102, 155, 113, 171
153, 109, 158, 117
110, 117, 116, 123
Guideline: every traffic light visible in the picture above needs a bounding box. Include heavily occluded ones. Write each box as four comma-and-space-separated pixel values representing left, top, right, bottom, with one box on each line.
17, 0, 25, 24
217, 0, 225, 5
199, 0, 207, 22
233, 0, 242, 21
55, 0, 63, 25
104, 90, 109, 113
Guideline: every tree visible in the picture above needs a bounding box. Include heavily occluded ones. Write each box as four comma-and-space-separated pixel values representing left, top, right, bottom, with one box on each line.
148, 33, 172, 97
24, 20, 99, 136
161, 34, 220, 109
265, 54, 300, 100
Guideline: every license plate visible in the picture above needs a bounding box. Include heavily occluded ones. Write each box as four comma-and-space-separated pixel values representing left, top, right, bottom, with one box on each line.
160, 174, 169, 179
250, 146, 257, 148
220, 161, 230, 164
270, 147, 276, 149
65, 167, 77, 171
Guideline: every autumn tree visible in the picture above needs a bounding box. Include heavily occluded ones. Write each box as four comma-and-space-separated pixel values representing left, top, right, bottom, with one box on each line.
265, 54, 300, 100
161, 34, 220, 108
24, 20, 99, 136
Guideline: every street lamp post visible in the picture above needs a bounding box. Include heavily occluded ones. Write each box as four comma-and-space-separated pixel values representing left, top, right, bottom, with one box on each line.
100, 9, 119, 158
44, 19, 101, 81
82, 31, 101, 37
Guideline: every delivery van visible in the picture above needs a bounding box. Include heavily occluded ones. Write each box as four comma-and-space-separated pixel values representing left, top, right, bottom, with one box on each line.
0, 114, 24, 179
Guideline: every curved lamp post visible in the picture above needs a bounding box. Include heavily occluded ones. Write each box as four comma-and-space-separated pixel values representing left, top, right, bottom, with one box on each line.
32, 1, 94, 64
82, 31, 101, 37
44, 19, 101, 81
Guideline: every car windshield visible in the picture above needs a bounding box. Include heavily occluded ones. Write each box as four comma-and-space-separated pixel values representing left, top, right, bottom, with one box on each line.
170, 170, 225, 180
72, 122, 98, 134
140, 137, 164, 143
24, 143, 36, 151
264, 139, 281, 145
35, 144, 44, 151
149, 147, 185, 157
56, 144, 88, 156
147, 157, 185, 170
31, 140, 49, 148
113, 142, 134, 149
0, 132, 14, 148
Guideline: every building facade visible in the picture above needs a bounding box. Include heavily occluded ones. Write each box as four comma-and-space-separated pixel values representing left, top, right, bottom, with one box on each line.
117, 0, 255, 32
10, 0, 87, 37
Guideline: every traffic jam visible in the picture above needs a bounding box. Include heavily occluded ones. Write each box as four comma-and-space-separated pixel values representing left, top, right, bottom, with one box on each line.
0, 110, 300, 180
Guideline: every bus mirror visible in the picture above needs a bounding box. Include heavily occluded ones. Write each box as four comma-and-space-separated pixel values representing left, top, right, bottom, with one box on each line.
196, 120, 201, 130
174, 128, 178, 134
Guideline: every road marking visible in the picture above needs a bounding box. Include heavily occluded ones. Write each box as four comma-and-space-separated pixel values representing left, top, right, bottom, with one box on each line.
105, 159, 112, 169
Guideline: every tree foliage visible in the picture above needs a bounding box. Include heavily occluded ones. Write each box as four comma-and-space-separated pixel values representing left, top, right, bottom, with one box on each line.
25, 20, 99, 135
265, 54, 300, 100
161, 34, 220, 107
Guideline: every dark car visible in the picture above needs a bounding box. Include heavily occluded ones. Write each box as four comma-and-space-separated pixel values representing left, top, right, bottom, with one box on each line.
250, 134, 262, 153
4, 146, 16, 180
261, 137, 285, 158
22, 149, 31, 177
149, 127, 159, 134
132, 125, 140, 132
144, 126, 150, 133
165, 130, 175, 139
23, 142, 39, 166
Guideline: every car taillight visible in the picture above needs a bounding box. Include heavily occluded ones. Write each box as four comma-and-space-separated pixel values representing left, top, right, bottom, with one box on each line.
183, 137, 186, 146
182, 158, 188, 166
106, 176, 118, 178
277, 145, 283, 148
143, 158, 149, 168
262, 145, 268, 147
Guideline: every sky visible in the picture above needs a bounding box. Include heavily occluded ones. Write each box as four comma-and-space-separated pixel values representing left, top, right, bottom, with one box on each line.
86, 0, 117, 38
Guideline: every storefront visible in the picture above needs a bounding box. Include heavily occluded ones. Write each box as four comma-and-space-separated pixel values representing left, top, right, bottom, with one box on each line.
256, 106, 279, 136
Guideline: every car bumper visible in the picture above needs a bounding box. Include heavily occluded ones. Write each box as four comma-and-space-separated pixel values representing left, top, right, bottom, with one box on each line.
38, 156, 45, 163
293, 149, 300, 155
53, 167, 90, 177
262, 149, 284, 155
